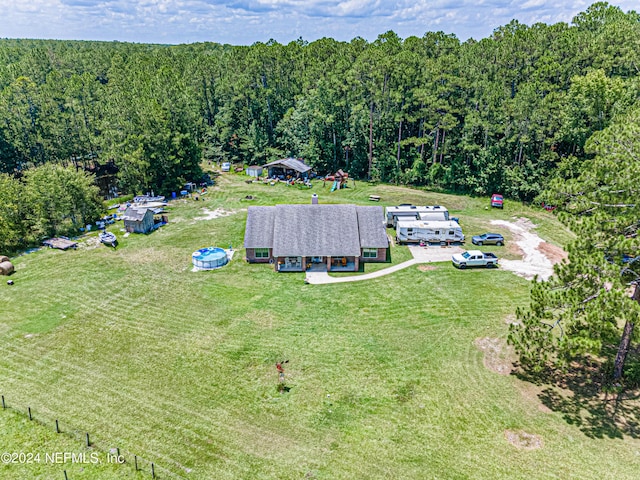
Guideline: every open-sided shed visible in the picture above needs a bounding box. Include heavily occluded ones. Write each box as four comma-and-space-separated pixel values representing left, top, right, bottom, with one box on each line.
262, 158, 312, 180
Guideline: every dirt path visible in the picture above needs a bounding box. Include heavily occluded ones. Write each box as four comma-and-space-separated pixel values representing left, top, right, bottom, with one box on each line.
490, 218, 565, 281
193, 207, 243, 222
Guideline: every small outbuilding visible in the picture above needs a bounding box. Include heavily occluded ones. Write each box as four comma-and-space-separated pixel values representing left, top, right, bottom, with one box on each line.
262, 158, 312, 180
246, 165, 263, 178
122, 206, 155, 234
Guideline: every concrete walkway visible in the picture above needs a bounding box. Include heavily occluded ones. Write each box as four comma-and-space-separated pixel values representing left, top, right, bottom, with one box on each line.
305, 259, 418, 284
304, 245, 463, 285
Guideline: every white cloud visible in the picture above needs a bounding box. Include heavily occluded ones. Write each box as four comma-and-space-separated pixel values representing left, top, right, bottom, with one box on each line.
0, 0, 637, 44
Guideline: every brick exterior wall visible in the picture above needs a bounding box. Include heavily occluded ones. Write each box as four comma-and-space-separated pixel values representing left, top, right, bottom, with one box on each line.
246, 248, 272, 263
360, 247, 388, 263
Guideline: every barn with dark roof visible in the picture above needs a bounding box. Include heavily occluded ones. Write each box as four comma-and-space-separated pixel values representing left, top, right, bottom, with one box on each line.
244, 204, 389, 272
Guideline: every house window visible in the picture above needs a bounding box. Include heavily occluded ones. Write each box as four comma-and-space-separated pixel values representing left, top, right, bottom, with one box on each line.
434, 230, 440, 235
449, 231, 454, 235
363, 248, 378, 258
254, 248, 269, 258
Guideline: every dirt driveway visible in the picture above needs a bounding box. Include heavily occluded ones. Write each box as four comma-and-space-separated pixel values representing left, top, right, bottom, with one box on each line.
490, 218, 567, 281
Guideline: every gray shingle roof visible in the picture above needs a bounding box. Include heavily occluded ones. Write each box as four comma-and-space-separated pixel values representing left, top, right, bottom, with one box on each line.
262, 158, 312, 173
122, 206, 153, 222
244, 203, 388, 257
272, 204, 361, 257
356, 206, 388, 248
244, 206, 276, 248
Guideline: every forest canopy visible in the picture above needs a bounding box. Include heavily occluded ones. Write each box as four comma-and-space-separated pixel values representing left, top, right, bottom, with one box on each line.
0, 2, 639, 250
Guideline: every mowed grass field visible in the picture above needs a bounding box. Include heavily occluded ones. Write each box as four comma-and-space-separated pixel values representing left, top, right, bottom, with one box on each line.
1, 174, 638, 479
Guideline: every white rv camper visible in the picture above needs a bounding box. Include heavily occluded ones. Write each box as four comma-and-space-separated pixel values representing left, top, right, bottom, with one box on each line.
418, 211, 449, 222
385, 205, 449, 228
396, 219, 464, 244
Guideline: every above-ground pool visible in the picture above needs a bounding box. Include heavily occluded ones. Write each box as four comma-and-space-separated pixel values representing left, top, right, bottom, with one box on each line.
192, 247, 229, 270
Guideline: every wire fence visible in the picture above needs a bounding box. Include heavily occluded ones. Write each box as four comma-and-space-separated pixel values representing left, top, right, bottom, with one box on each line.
1, 394, 187, 479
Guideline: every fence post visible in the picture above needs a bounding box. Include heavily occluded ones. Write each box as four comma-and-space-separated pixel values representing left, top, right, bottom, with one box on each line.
134, 455, 138, 471
151, 462, 155, 478
64, 470, 68, 480
86, 433, 90, 448
28, 407, 32, 421
1, 395, 5, 409
56, 420, 60, 433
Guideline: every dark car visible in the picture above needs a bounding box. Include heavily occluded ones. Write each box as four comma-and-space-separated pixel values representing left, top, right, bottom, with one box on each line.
491, 194, 504, 208
471, 233, 504, 246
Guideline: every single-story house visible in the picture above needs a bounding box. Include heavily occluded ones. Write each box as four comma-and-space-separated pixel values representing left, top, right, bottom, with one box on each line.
262, 158, 312, 180
244, 203, 389, 272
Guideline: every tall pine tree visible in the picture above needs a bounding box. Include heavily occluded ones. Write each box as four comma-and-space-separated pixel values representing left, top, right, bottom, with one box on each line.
510, 106, 640, 386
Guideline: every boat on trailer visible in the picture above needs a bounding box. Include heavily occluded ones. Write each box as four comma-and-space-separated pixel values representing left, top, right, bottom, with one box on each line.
99, 231, 117, 247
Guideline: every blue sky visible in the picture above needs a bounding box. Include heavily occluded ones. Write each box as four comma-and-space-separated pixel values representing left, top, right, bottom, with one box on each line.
0, 1, 636, 45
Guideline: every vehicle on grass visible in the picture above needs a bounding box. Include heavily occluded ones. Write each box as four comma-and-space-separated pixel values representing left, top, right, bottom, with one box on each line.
490, 194, 504, 209
221, 162, 231, 172
452, 250, 498, 269
471, 233, 504, 246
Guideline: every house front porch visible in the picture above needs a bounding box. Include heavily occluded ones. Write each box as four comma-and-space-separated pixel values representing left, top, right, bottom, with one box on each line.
327, 256, 358, 272
274, 255, 359, 272
275, 256, 303, 272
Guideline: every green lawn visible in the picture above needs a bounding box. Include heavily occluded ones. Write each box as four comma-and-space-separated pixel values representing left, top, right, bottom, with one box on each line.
1, 174, 637, 479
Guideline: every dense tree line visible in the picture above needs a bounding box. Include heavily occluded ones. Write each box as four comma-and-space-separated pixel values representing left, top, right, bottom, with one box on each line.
0, 3, 638, 200
0, 2, 639, 254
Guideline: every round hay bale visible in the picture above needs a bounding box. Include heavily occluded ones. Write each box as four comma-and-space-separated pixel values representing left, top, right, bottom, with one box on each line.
0, 261, 14, 276
0, 255, 9, 263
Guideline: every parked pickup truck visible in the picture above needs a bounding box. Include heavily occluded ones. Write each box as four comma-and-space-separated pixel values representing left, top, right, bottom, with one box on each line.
452, 250, 498, 269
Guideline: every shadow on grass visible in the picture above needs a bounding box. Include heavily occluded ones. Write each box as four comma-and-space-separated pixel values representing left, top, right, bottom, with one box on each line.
515, 362, 640, 440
